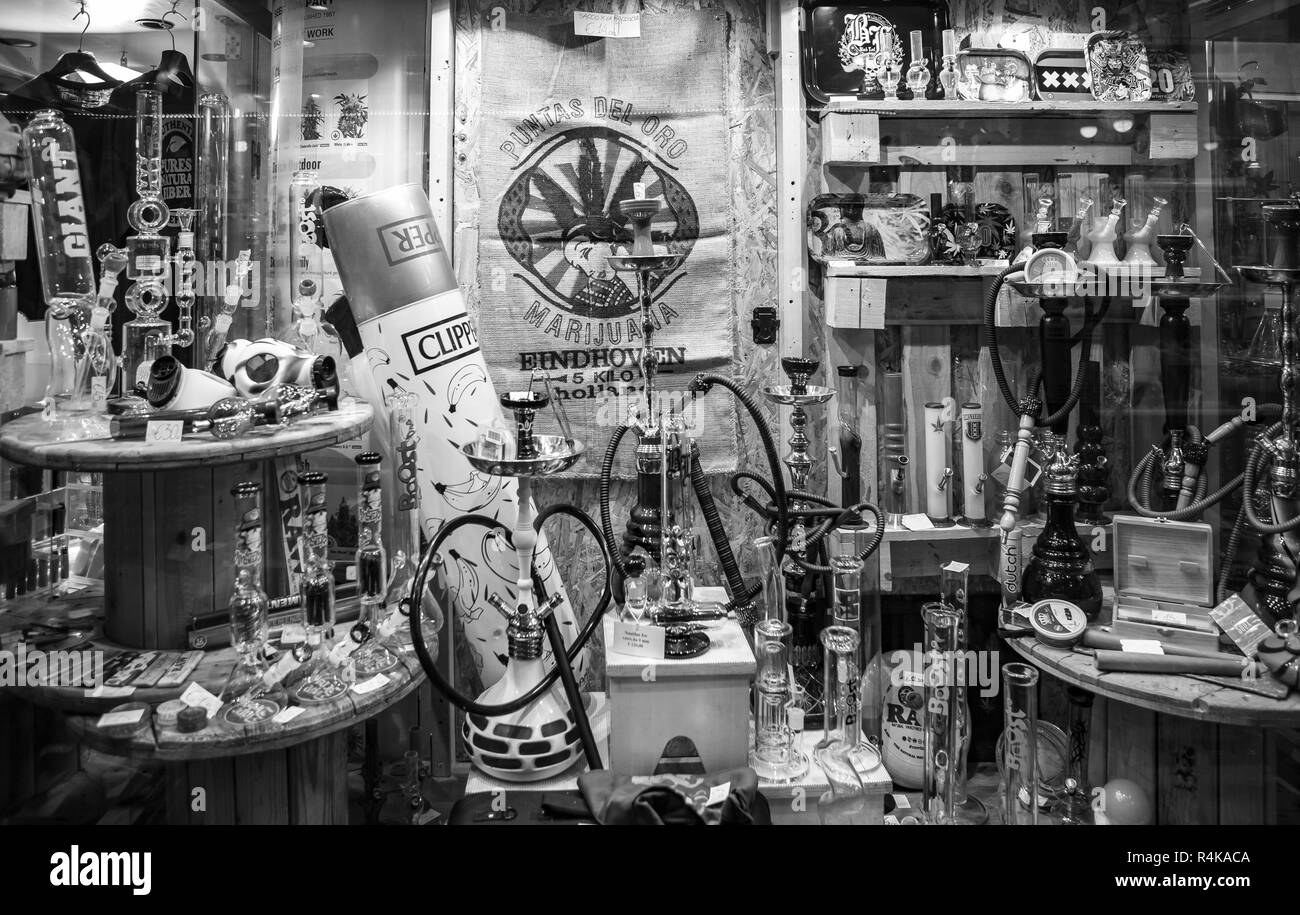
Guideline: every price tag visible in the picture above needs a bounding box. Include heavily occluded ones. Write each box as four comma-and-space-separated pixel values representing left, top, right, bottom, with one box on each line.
632, 181, 647, 200
96, 708, 145, 728
901, 513, 935, 531
145, 420, 184, 444
573, 10, 641, 38
1120, 639, 1164, 655
706, 781, 731, 807
611, 621, 666, 659
892, 792, 911, 809
279, 623, 307, 645
87, 685, 136, 699
1151, 609, 1187, 626
272, 706, 307, 725
345, 564, 358, 582
179, 681, 224, 717
352, 673, 391, 695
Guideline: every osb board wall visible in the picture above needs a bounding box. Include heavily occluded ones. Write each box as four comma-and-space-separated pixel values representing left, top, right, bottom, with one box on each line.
453, 0, 780, 685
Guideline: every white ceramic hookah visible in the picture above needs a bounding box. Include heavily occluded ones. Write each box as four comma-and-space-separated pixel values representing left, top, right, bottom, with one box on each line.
1123, 196, 1168, 269
1083, 194, 1128, 268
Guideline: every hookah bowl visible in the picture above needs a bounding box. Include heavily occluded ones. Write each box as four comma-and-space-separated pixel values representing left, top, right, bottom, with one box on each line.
459, 422, 592, 781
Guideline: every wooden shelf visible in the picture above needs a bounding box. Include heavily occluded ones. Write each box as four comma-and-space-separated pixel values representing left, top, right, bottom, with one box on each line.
824, 261, 1008, 279
827, 142, 1135, 168
820, 99, 1197, 118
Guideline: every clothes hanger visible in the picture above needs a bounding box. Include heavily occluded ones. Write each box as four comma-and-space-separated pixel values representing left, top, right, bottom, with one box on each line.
154, 3, 194, 87
43, 2, 124, 88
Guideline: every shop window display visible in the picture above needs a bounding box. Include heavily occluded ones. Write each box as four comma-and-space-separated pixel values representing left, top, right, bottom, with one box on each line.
0, 0, 1296, 856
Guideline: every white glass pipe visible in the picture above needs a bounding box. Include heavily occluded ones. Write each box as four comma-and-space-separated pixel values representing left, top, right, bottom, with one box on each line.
924, 399, 955, 525
959, 402, 987, 525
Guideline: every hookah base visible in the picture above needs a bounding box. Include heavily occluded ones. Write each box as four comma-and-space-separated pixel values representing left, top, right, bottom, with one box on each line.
750, 749, 811, 784
927, 514, 955, 528
664, 626, 711, 659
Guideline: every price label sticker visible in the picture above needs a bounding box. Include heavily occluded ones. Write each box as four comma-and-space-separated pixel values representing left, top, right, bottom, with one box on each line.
1120, 639, 1164, 655
87, 685, 136, 699
706, 781, 731, 807
96, 708, 145, 728
573, 10, 641, 38
632, 181, 647, 200
901, 513, 935, 531
345, 565, 358, 582
611, 621, 666, 660
351, 673, 391, 696
179, 681, 224, 717
272, 706, 306, 725
1151, 609, 1187, 626
146, 420, 184, 444
892, 792, 911, 809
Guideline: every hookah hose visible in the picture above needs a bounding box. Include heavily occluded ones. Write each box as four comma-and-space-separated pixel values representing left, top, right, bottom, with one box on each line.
982, 268, 1108, 425
597, 372, 792, 590
406, 504, 612, 718
1126, 409, 1284, 520
688, 443, 762, 613
728, 470, 885, 574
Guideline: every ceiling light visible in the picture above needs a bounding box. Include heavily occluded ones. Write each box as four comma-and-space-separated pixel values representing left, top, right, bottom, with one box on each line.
136, 18, 175, 31
0, 37, 36, 48
1079, 124, 1099, 139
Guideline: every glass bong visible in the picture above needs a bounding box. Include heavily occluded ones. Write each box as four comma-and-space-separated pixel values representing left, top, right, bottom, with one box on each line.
1123, 196, 1168, 269
290, 470, 350, 703
1083, 194, 1128, 268
219, 482, 284, 719
937, 29, 957, 99
388, 389, 444, 652
349, 451, 402, 677
905, 30, 931, 99
20, 108, 98, 427
749, 618, 809, 782
278, 170, 346, 387
815, 625, 869, 824
1062, 191, 1095, 262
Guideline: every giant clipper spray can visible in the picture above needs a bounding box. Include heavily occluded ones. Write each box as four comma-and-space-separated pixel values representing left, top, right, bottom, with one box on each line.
324, 185, 584, 689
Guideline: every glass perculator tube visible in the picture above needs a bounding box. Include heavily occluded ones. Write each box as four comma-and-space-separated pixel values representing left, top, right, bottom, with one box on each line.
20, 109, 97, 424
815, 625, 869, 824
388, 390, 444, 651
832, 551, 881, 772
351, 452, 401, 676
220, 482, 280, 709
293, 470, 346, 698
749, 619, 809, 782
922, 602, 962, 824
1001, 662, 1040, 825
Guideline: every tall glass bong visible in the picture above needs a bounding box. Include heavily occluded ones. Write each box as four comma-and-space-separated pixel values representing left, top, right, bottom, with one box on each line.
922, 602, 962, 824
21, 109, 99, 426
220, 482, 282, 714
815, 625, 869, 824
291, 470, 348, 702
1001, 662, 1040, 825
749, 619, 809, 782
350, 451, 402, 677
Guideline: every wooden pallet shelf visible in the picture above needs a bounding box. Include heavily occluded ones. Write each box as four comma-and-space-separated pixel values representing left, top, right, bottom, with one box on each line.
820, 99, 1198, 118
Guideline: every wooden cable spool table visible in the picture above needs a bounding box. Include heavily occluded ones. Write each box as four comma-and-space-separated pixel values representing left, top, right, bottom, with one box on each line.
0, 582, 427, 824
0, 404, 373, 649
0, 404, 428, 824
1006, 633, 1300, 824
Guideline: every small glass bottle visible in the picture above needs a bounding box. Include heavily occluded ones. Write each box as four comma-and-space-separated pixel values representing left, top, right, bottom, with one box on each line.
293, 470, 346, 697
21, 109, 97, 423
750, 618, 809, 782
815, 626, 868, 824
351, 452, 401, 677
1001, 663, 1040, 825
220, 482, 279, 709
905, 30, 931, 99
622, 553, 650, 623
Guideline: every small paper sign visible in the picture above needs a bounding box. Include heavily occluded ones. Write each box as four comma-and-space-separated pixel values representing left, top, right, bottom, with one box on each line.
892, 792, 911, 809
97, 708, 145, 728
573, 10, 641, 38
706, 781, 731, 807
632, 181, 647, 200
1120, 639, 1164, 655
179, 681, 224, 717
87, 685, 136, 699
352, 673, 391, 695
611, 620, 666, 659
272, 706, 306, 725
279, 623, 306, 645
345, 564, 358, 582
901, 513, 935, 531
145, 420, 184, 444
1151, 609, 1187, 626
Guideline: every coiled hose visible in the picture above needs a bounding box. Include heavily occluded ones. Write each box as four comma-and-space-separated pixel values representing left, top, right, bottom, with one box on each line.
728, 470, 885, 574
1242, 429, 1300, 534
689, 443, 763, 615
983, 268, 1108, 424
406, 503, 611, 717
